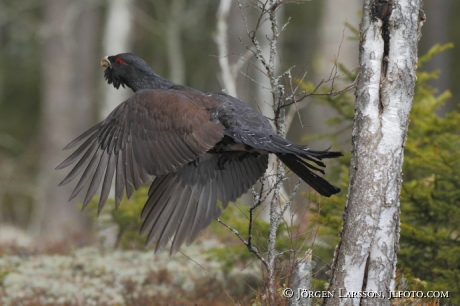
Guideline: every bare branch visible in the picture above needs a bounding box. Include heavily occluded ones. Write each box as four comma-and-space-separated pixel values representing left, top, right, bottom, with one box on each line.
248, 180, 266, 248
280, 180, 300, 216
216, 218, 269, 268
282, 79, 357, 108
178, 250, 210, 273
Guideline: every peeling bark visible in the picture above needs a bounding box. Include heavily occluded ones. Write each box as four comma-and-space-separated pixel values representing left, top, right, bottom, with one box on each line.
324, 1, 423, 305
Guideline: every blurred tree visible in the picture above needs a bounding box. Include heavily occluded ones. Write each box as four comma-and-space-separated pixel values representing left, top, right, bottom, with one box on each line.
0, 0, 42, 226
448, 1, 460, 106
31, 0, 102, 244
100, 0, 134, 118
420, 0, 451, 113
297, 0, 360, 150
131, 0, 217, 90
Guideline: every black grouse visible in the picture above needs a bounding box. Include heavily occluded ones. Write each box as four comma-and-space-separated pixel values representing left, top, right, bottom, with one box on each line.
57, 53, 342, 255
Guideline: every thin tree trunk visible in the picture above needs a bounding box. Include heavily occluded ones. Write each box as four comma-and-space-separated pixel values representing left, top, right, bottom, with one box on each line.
324, 1, 424, 305
254, 8, 277, 225
149, 0, 210, 86
252, 5, 292, 226
423, 0, 451, 113
289, 250, 315, 306
165, 0, 186, 85
100, 0, 133, 118
214, 0, 237, 97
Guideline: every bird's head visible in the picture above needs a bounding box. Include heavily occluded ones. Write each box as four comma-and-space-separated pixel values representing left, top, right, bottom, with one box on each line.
101, 53, 155, 92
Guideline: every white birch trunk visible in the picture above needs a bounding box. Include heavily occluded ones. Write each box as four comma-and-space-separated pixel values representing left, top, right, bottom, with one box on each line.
214, 0, 237, 97
100, 0, 133, 118
324, 1, 423, 305
289, 250, 316, 306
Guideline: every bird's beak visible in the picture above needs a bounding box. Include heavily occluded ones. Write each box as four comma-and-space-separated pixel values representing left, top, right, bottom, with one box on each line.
100, 56, 110, 68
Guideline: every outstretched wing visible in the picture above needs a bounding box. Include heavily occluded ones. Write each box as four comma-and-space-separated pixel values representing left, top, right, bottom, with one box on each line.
56, 89, 225, 210
140, 152, 269, 255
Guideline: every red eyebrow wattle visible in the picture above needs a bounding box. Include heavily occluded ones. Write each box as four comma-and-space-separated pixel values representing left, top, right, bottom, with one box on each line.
114, 57, 126, 65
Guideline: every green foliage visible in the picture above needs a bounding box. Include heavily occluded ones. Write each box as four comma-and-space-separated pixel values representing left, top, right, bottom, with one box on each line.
306, 43, 459, 303
399, 43, 460, 303
85, 186, 149, 249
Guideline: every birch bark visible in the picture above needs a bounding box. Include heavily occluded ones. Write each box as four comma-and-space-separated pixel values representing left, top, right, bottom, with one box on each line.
324, 1, 424, 305
100, 0, 133, 118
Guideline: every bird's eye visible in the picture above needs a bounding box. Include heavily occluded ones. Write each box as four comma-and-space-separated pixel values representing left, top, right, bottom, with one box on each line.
114, 57, 127, 65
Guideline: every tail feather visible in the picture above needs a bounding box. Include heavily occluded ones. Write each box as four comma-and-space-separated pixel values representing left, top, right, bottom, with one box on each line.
270, 134, 342, 160
224, 128, 342, 161
276, 153, 340, 197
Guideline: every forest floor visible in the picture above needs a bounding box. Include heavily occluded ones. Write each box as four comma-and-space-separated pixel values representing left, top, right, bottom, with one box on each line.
0, 225, 444, 306
0, 225, 260, 306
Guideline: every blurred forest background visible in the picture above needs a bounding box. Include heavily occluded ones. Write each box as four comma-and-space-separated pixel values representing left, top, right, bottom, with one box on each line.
0, 0, 459, 305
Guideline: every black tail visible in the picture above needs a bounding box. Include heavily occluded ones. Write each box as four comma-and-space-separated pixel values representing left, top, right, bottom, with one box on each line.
268, 134, 342, 160
276, 153, 340, 197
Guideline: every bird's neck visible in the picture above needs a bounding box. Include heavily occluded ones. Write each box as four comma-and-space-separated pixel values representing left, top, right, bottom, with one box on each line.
129, 72, 177, 92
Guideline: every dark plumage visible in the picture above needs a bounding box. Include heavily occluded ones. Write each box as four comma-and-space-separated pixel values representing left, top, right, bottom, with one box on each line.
57, 53, 342, 255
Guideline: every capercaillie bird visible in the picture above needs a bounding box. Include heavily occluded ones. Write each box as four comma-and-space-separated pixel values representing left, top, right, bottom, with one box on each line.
57, 53, 342, 255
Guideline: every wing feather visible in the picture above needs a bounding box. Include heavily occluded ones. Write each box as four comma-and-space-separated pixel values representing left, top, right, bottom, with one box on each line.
139, 153, 268, 255
123, 143, 135, 199
58, 89, 224, 211
56, 134, 98, 170
115, 154, 125, 209
63, 123, 101, 150
98, 153, 117, 214
82, 151, 109, 209
69, 148, 103, 201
